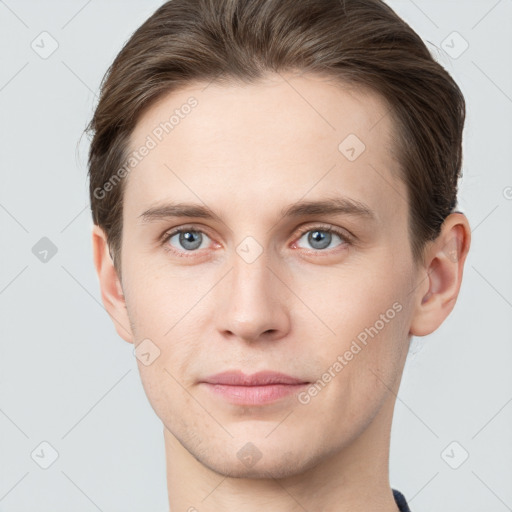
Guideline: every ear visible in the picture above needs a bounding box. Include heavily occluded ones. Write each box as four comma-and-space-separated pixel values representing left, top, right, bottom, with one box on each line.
91, 224, 134, 344
409, 212, 471, 337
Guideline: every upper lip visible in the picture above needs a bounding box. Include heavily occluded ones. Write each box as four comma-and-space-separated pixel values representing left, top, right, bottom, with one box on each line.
201, 370, 308, 386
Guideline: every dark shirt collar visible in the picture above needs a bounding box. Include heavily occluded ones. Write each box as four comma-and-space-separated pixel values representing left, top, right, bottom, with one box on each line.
392, 489, 412, 512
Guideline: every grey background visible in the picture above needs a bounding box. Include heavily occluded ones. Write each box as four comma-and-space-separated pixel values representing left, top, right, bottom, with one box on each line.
1, 0, 511, 511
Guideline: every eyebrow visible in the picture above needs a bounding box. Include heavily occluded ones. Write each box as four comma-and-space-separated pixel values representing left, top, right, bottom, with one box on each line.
138, 197, 376, 225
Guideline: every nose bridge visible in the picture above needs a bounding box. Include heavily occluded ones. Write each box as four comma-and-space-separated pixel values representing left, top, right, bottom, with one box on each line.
232, 248, 271, 300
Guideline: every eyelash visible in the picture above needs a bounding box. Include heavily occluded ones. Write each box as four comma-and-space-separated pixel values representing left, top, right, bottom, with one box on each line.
160, 224, 353, 257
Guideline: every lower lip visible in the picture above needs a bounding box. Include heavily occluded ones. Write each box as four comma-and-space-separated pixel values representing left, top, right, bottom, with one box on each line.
201, 383, 309, 405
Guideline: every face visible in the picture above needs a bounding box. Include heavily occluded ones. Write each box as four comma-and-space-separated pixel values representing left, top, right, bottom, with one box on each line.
118, 72, 419, 478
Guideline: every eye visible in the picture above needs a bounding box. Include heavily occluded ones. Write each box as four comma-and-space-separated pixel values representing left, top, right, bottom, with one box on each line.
160, 224, 352, 258
163, 227, 212, 253
294, 225, 350, 251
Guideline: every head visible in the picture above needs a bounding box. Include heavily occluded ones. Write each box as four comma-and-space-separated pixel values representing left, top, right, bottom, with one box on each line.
88, 0, 470, 479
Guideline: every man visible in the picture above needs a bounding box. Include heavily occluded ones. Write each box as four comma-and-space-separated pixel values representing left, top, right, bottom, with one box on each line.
88, 1, 471, 510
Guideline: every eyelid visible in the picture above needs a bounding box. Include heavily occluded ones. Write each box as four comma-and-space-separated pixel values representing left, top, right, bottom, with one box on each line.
294, 223, 354, 242
160, 223, 213, 244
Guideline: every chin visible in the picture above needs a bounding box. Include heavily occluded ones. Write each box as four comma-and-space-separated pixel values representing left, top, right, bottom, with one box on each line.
198, 446, 321, 480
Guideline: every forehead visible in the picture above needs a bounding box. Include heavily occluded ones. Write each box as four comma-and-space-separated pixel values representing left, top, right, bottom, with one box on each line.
124, 72, 406, 227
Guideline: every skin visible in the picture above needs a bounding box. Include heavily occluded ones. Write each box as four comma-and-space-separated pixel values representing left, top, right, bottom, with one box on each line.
92, 72, 471, 512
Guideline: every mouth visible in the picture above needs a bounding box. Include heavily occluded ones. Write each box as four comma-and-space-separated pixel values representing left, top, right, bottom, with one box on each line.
199, 370, 310, 406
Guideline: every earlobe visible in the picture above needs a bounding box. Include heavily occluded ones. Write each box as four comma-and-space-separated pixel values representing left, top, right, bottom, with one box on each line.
410, 213, 471, 337
91, 225, 134, 344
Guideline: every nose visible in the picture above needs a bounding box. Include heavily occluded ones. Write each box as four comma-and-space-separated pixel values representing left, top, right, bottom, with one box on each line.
215, 249, 291, 343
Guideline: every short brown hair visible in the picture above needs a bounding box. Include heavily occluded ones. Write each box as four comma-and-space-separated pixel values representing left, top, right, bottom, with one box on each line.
86, 0, 465, 275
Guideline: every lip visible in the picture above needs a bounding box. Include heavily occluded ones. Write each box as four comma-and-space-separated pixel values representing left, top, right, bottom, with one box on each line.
201, 370, 308, 386
199, 370, 310, 406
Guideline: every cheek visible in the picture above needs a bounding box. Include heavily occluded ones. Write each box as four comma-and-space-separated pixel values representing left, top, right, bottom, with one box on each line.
312, 255, 408, 333
121, 259, 201, 336
129, 310, 205, 425
311, 252, 413, 382
301, 271, 411, 430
